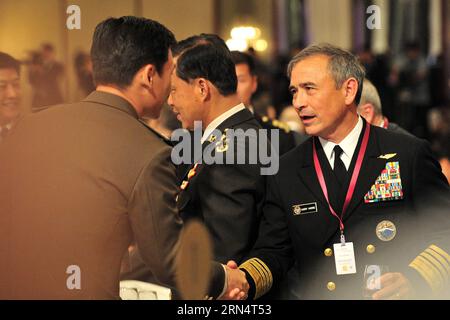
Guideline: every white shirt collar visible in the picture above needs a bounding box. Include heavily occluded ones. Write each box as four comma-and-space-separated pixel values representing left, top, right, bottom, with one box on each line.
201, 103, 246, 144
318, 116, 363, 170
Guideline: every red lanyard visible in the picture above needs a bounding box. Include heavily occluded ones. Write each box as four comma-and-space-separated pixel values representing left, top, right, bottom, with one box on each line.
312, 123, 371, 241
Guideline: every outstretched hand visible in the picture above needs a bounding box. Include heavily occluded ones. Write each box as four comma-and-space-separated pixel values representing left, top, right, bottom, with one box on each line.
372, 272, 414, 300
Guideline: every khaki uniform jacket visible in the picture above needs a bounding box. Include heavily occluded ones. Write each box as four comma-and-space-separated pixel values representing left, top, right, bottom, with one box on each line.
0, 91, 225, 299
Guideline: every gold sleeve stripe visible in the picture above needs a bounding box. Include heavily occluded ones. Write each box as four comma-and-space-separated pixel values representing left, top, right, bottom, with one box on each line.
425, 248, 450, 273
410, 255, 444, 292
253, 258, 273, 298
410, 259, 442, 292
418, 254, 447, 284
245, 259, 271, 299
416, 255, 446, 287
241, 260, 266, 299
240, 258, 273, 299
253, 258, 272, 282
422, 251, 449, 283
409, 244, 450, 293
409, 260, 436, 291
254, 259, 273, 294
429, 245, 450, 264
249, 260, 269, 291
245, 266, 264, 297
410, 257, 439, 288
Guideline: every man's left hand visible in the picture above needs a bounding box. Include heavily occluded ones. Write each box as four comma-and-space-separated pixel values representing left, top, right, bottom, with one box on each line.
372, 272, 414, 300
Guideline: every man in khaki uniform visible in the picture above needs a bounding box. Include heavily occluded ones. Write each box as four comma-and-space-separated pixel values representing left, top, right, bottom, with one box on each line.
0, 16, 243, 299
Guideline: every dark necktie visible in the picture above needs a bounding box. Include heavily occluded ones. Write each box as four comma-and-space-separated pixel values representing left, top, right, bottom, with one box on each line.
333, 145, 347, 186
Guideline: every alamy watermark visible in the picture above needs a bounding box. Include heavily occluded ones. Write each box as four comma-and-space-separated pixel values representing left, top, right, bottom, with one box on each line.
66, 265, 81, 290
170, 121, 280, 176
66, 5, 81, 30
366, 5, 381, 30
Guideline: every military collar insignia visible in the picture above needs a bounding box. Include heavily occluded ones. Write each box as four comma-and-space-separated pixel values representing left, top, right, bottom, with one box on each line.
215, 129, 229, 153
208, 134, 217, 143
180, 163, 199, 191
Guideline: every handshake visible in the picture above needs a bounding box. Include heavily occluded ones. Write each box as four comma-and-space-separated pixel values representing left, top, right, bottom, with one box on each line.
219, 260, 250, 300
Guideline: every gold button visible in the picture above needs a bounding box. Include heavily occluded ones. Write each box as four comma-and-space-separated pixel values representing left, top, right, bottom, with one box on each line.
327, 282, 336, 291
366, 244, 376, 254
324, 248, 333, 257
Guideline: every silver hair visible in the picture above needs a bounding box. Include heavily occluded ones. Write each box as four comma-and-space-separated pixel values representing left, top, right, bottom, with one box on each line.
287, 43, 366, 105
358, 78, 382, 115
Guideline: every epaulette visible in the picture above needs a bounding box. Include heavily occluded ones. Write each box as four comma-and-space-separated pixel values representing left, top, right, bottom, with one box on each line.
262, 117, 290, 133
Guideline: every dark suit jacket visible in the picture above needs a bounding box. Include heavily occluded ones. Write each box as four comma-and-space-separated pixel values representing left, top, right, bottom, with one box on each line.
0, 91, 224, 299
177, 108, 267, 264
243, 120, 450, 299
387, 121, 414, 137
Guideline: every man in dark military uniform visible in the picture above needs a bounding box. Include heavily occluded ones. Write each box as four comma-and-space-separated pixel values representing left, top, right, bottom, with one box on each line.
231, 51, 296, 156
231, 44, 450, 300
167, 35, 270, 265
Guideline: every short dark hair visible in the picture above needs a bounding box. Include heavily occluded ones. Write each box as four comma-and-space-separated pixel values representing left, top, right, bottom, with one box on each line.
230, 51, 256, 75
172, 33, 229, 58
175, 37, 237, 96
91, 16, 176, 87
0, 52, 21, 74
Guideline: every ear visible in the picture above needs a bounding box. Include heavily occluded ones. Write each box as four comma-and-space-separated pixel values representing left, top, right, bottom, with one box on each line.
251, 75, 258, 95
140, 64, 156, 89
196, 78, 210, 102
359, 103, 375, 123
343, 78, 359, 106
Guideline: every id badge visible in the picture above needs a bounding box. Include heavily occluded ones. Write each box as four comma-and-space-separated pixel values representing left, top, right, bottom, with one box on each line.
333, 242, 357, 275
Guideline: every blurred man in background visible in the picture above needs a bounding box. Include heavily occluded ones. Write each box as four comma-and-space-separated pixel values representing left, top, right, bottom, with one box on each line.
358, 78, 411, 136
0, 52, 21, 143
231, 50, 296, 155
28, 43, 64, 111
74, 51, 95, 97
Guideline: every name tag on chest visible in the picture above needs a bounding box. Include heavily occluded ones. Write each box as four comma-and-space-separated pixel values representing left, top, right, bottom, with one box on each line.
292, 202, 318, 215
333, 242, 357, 275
